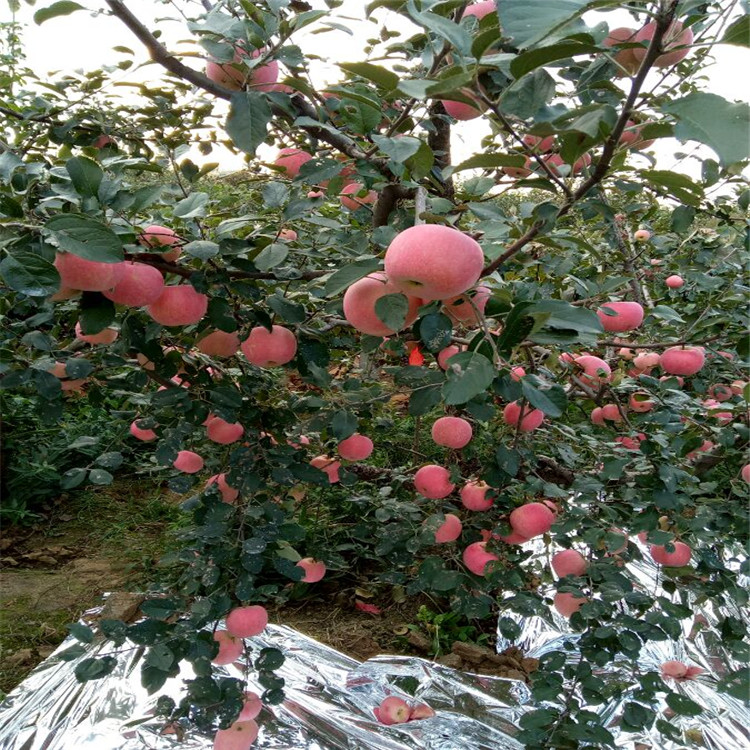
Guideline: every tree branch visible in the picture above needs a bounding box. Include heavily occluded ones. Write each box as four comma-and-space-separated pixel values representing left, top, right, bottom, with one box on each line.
104, 0, 391, 175
480, 1, 680, 277
427, 101, 454, 199
372, 184, 416, 228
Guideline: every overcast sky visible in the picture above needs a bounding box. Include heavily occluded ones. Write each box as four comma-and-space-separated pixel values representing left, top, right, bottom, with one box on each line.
7, 1, 748, 181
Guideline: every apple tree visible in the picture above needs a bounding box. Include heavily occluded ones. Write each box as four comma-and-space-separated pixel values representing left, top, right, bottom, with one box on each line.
1, 0, 748, 747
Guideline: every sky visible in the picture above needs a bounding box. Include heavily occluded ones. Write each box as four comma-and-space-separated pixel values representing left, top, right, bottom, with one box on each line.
5, 0, 748, 182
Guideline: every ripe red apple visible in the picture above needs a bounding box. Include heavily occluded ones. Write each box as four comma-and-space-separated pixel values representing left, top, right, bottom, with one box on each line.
139, 225, 181, 261
660, 346, 704, 376
226, 605, 269, 638
75, 321, 118, 345
434, 513, 462, 543
543, 152, 591, 176
551, 549, 588, 577
206, 45, 279, 91
440, 96, 486, 121
596, 301, 644, 332
600, 404, 623, 422
649, 541, 691, 567
274, 147, 312, 178
431, 416, 473, 449
442, 284, 491, 326
213, 719, 259, 750
437, 344, 463, 370
502, 159, 532, 179
278, 228, 297, 241
296, 557, 326, 582
632, 20, 694, 68
206, 416, 244, 445
241, 325, 297, 367
619, 347, 634, 360
414, 464, 455, 499
616, 433, 645, 450
503, 401, 544, 431
633, 229, 651, 242
173, 450, 204, 474
147, 285, 208, 326
212, 630, 243, 665
197, 330, 241, 357
92, 134, 115, 149
510, 366, 526, 381
460, 480, 493, 511
343, 272, 421, 336
103, 261, 164, 306
339, 182, 377, 211
686, 439, 714, 461
619, 120, 654, 150
462, 541, 499, 576
54, 252, 123, 292
575, 354, 612, 383
310, 455, 341, 483
205, 473, 239, 503
603, 27, 640, 76
374, 696, 410, 725
629, 392, 653, 412
409, 703, 436, 720
633, 351, 660, 370
509, 502, 555, 539
130, 420, 157, 442
708, 384, 732, 402
665, 274, 684, 289
238, 692, 262, 721
590, 407, 605, 426
554, 591, 588, 618
522, 134, 556, 152
741, 464, 750, 483
384, 224, 484, 301
463, 1, 496, 20
338, 433, 374, 461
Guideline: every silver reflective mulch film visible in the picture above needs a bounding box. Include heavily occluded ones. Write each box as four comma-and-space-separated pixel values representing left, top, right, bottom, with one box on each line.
1, 541, 748, 749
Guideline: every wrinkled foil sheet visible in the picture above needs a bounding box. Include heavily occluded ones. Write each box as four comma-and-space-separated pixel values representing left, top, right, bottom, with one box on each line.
1, 540, 748, 749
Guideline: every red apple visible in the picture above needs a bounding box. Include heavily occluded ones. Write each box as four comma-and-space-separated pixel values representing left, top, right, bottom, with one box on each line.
241, 325, 297, 367
431, 416, 473, 449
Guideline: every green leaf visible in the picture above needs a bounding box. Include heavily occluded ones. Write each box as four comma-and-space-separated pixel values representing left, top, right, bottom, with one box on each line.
510, 41, 598, 78
44, 215, 124, 263
409, 384, 442, 416
255, 647, 285, 671
559, 104, 618, 138
498, 0, 591, 49
638, 170, 703, 207
67, 623, 94, 643
451, 153, 527, 173
521, 381, 567, 417
75, 656, 118, 682
60, 467, 87, 489
64, 358, 93, 378
528, 300, 603, 340
226, 91, 272, 156
183, 240, 219, 259
717, 667, 750, 700
406, 3, 473, 56
339, 62, 399, 90
89, 468, 114, 485
371, 135, 421, 163
374, 293, 410, 331
173, 192, 208, 219
662, 93, 750, 166
324, 257, 381, 297
34, 1, 85, 25
496, 302, 535, 353
500, 69, 556, 119
665, 692, 703, 716
254, 243, 289, 272
418, 313, 453, 353
79, 292, 116, 334
442, 351, 495, 405
66, 156, 103, 198
95, 452, 124, 470
267, 295, 306, 324
140, 598, 180, 620
721, 15, 749, 47
261, 182, 289, 208
331, 409, 358, 440
0, 253, 60, 296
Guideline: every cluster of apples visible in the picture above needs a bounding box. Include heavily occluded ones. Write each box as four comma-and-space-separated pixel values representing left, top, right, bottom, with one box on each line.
373, 696, 435, 725
343, 223, 485, 336
604, 21, 694, 77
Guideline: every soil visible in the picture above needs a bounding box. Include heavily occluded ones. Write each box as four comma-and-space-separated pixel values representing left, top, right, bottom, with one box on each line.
0, 481, 537, 699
